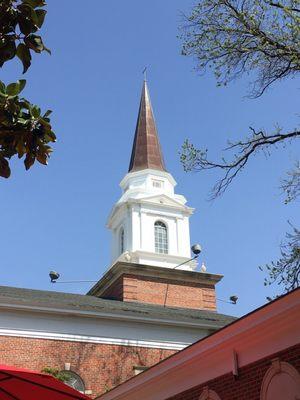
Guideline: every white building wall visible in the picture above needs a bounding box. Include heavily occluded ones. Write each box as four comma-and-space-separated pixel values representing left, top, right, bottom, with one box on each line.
0, 309, 211, 351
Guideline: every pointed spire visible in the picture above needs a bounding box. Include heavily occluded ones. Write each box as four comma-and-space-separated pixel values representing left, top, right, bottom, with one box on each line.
128, 81, 167, 173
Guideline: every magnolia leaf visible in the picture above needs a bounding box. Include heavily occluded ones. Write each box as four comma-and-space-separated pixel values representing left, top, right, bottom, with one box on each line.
0, 157, 11, 178
36, 152, 48, 165
31, 105, 41, 118
18, 16, 34, 36
44, 131, 56, 142
43, 110, 52, 118
18, 79, 26, 93
24, 34, 44, 53
24, 0, 46, 8
35, 9, 47, 28
0, 81, 6, 94
0, 39, 16, 63
16, 43, 32, 73
16, 140, 26, 158
43, 45, 51, 55
6, 80, 26, 96
24, 154, 35, 170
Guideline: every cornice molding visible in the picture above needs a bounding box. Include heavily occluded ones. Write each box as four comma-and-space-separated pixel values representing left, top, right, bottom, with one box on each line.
87, 261, 223, 298
0, 300, 224, 330
0, 328, 188, 350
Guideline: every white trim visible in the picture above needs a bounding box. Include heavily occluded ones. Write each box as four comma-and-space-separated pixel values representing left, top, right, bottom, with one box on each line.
0, 328, 188, 350
120, 169, 177, 188
0, 301, 224, 329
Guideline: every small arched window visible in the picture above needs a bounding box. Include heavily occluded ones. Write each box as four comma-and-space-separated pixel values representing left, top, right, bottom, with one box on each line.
61, 370, 85, 393
260, 359, 300, 400
199, 387, 221, 400
120, 227, 125, 254
154, 221, 168, 254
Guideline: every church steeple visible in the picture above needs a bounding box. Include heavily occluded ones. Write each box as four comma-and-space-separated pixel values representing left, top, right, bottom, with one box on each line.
88, 80, 223, 312
128, 81, 166, 173
107, 79, 196, 272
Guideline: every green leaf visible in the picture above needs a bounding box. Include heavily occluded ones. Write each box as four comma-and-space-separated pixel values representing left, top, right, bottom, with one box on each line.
24, 34, 44, 53
35, 9, 47, 28
18, 79, 26, 93
36, 151, 48, 165
44, 131, 56, 142
17, 118, 29, 125
6, 83, 20, 96
24, 153, 35, 170
43, 45, 51, 55
6, 80, 26, 96
0, 39, 17, 63
18, 16, 34, 36
29, 7, 38, 26
31, 105, 41, 118
23, 0, 46, 8
0, 81, 6, 95
0, 157, 11, 178
43, 110, 52, 118
16, 43, 32, 73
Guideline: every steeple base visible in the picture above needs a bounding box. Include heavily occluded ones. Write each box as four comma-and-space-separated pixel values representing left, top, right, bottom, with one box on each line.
87, 261, 223, 311
117, 250, 197, 271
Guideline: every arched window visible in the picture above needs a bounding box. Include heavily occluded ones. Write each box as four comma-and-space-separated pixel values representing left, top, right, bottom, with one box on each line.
61, 370, 85, 393
154, 221, 168, 254
199, 387, 221, 400
260, 359, 300, 400
120, 227, 125, 254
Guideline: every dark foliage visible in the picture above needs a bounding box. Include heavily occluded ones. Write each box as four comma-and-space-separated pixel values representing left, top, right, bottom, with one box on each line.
0, 0, 55, 178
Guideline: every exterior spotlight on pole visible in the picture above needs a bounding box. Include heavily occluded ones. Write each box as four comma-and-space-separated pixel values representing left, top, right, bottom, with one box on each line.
230, 295, 238, 304
217, 295, 238, 305
48, 271, 97, 284
173, 244, 202, 269
49, 271, 60, 283
191, 243, 202, 255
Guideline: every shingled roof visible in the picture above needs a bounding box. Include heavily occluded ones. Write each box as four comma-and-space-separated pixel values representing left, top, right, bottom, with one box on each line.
0, 285, 236, 328
128, 81, 166, 173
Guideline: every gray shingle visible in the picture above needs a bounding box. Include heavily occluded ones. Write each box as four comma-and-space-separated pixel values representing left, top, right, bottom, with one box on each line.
0, 285, 236, 327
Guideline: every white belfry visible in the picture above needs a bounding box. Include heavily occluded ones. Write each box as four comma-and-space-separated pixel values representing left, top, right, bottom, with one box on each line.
107, 81, 196, 271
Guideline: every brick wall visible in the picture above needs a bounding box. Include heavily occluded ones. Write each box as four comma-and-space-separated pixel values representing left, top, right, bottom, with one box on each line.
102, 274, 216, 310
166, 344, 300, 400
0, 335, 176, 397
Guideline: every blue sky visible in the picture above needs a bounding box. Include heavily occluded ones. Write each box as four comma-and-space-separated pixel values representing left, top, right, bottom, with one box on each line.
1, 1, 299, 317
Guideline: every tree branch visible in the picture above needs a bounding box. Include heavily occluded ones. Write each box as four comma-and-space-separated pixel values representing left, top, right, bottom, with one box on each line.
181, 128, 300, 199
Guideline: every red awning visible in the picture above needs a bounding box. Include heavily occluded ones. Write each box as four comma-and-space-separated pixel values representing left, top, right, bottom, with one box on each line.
0, 364, 90, 400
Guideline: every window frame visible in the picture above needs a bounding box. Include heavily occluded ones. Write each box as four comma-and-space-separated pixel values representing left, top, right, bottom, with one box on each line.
60, 370, 85, 393
154, 220, 168, 254
119, 227, 125, 254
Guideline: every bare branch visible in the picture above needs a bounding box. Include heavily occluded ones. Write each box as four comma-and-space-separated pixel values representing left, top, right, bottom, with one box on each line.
180, 0, 300, 97
260, 223, 300, 293
281, 162, 300, 203
180, 128, 300, 199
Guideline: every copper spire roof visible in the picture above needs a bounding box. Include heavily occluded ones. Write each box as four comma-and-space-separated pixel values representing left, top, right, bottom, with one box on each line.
128, 81, 167, 173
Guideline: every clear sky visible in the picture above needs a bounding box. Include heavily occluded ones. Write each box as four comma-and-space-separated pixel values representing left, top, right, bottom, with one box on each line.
1, 1, 299, 317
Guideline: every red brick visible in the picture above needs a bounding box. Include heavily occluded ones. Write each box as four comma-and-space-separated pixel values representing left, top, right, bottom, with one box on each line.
0, 336, 175, 397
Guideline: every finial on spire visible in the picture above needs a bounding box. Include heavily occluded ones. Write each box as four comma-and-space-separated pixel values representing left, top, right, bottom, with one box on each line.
142, 66, 147, 81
